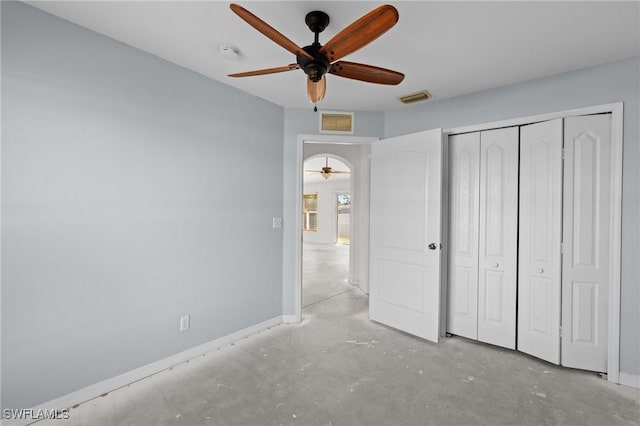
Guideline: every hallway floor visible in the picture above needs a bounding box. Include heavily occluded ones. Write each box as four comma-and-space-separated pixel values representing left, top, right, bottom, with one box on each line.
302, 242, 351, 307
38, 246, 639, 426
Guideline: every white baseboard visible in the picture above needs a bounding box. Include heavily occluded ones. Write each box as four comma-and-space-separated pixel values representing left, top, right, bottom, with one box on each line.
282, 314, 300, 323
5, 316, 283, 426
619, 372, 640, 389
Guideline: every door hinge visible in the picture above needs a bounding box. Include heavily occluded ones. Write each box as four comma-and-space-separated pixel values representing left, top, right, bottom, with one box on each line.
559, 326, 562, 337
560, 243, 564, 254
561, 148, 565, 160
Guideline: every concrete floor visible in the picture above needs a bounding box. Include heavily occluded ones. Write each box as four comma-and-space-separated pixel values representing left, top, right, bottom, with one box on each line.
302, 242, 351, 307
37, 246, 639, 426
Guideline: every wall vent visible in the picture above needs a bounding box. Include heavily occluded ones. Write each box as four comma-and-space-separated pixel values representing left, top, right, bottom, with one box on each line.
398, 90, 432, 104
320, 111, 354, 134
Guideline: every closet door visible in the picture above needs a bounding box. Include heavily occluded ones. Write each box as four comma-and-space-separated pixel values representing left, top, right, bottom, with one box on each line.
561, 114, 612, 372
518, 119, 563, 364
447, 132, 480, 339
478, 127, 519, 349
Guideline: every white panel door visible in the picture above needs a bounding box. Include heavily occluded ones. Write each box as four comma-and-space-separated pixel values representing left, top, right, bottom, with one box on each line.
369, 129, 443, 343
518, 119, 563, 364
477, 127, 519, 349
562, 114, 612, 372
446, 132, 480, 339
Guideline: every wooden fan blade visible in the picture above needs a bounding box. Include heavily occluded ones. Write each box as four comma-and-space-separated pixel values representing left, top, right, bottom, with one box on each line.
307, 75, 326, 103
329, 61, 404, 85
229, 64, 299, 78
319, 5, 398, 63
230, 4, 313, 60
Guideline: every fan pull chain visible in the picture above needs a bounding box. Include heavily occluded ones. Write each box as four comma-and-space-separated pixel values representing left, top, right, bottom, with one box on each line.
314, 104, 318, 112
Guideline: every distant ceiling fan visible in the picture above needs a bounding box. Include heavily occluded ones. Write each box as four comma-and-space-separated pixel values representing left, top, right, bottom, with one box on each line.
228, 3, 405, 108
305, 157, 350, 180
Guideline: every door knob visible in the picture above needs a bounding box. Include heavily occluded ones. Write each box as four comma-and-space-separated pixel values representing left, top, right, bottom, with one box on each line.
493, 263, 499, 268
537, 268, 544, 273
428, 243, 437, 250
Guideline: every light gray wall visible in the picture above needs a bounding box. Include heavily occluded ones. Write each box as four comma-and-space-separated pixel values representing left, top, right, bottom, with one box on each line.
282, 109, 383, 313
1, 2, 284, 410
385, 57, 640, 376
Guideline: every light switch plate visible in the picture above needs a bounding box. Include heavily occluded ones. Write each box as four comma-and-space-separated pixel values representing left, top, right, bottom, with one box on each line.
180, 315, 190, 332
272, 217, 282, 229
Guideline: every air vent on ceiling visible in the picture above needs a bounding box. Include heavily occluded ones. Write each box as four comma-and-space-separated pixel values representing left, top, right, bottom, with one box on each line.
320, 111, 354, 134
398, 90, 432, 104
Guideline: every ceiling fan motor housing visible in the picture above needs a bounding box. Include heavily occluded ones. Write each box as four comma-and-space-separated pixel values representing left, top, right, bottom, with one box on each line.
297, 45, 331, 82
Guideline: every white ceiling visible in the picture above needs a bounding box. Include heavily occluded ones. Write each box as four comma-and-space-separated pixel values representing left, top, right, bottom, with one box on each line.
27, 1, 640, 112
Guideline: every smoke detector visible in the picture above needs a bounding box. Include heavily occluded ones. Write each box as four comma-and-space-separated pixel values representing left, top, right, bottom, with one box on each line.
218, 45, 240, 60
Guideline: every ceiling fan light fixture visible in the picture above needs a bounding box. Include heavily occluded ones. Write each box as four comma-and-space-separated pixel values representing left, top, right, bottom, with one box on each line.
305, 157, 351, 181
398, 90, 432, 104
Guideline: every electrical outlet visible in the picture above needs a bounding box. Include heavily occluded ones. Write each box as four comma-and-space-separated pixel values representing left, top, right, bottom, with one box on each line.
179, 315, 190, 332
272, 217, 282, 229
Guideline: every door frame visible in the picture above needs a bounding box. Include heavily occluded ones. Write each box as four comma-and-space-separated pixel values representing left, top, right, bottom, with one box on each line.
294, 134, 378, 322
442, 102, 623, 384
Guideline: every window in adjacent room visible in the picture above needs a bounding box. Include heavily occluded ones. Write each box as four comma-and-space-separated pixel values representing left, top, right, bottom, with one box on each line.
336, 193, 351, 244
303, 193, 318, 231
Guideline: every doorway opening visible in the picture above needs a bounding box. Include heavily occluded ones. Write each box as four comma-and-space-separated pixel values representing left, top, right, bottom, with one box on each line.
293, 134, 378, 321
302, 155, 352, 307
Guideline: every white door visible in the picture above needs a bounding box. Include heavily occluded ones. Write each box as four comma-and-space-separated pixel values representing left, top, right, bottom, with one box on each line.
518, 119, 563, 364
447, 132, 480, 340
561, 114, 612, 372
369, 129, 443, 343
477, 127, 519, 349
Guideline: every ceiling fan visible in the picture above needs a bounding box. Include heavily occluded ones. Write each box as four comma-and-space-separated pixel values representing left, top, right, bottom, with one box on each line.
228, 3, 405, 109
305, 157, 350, 180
